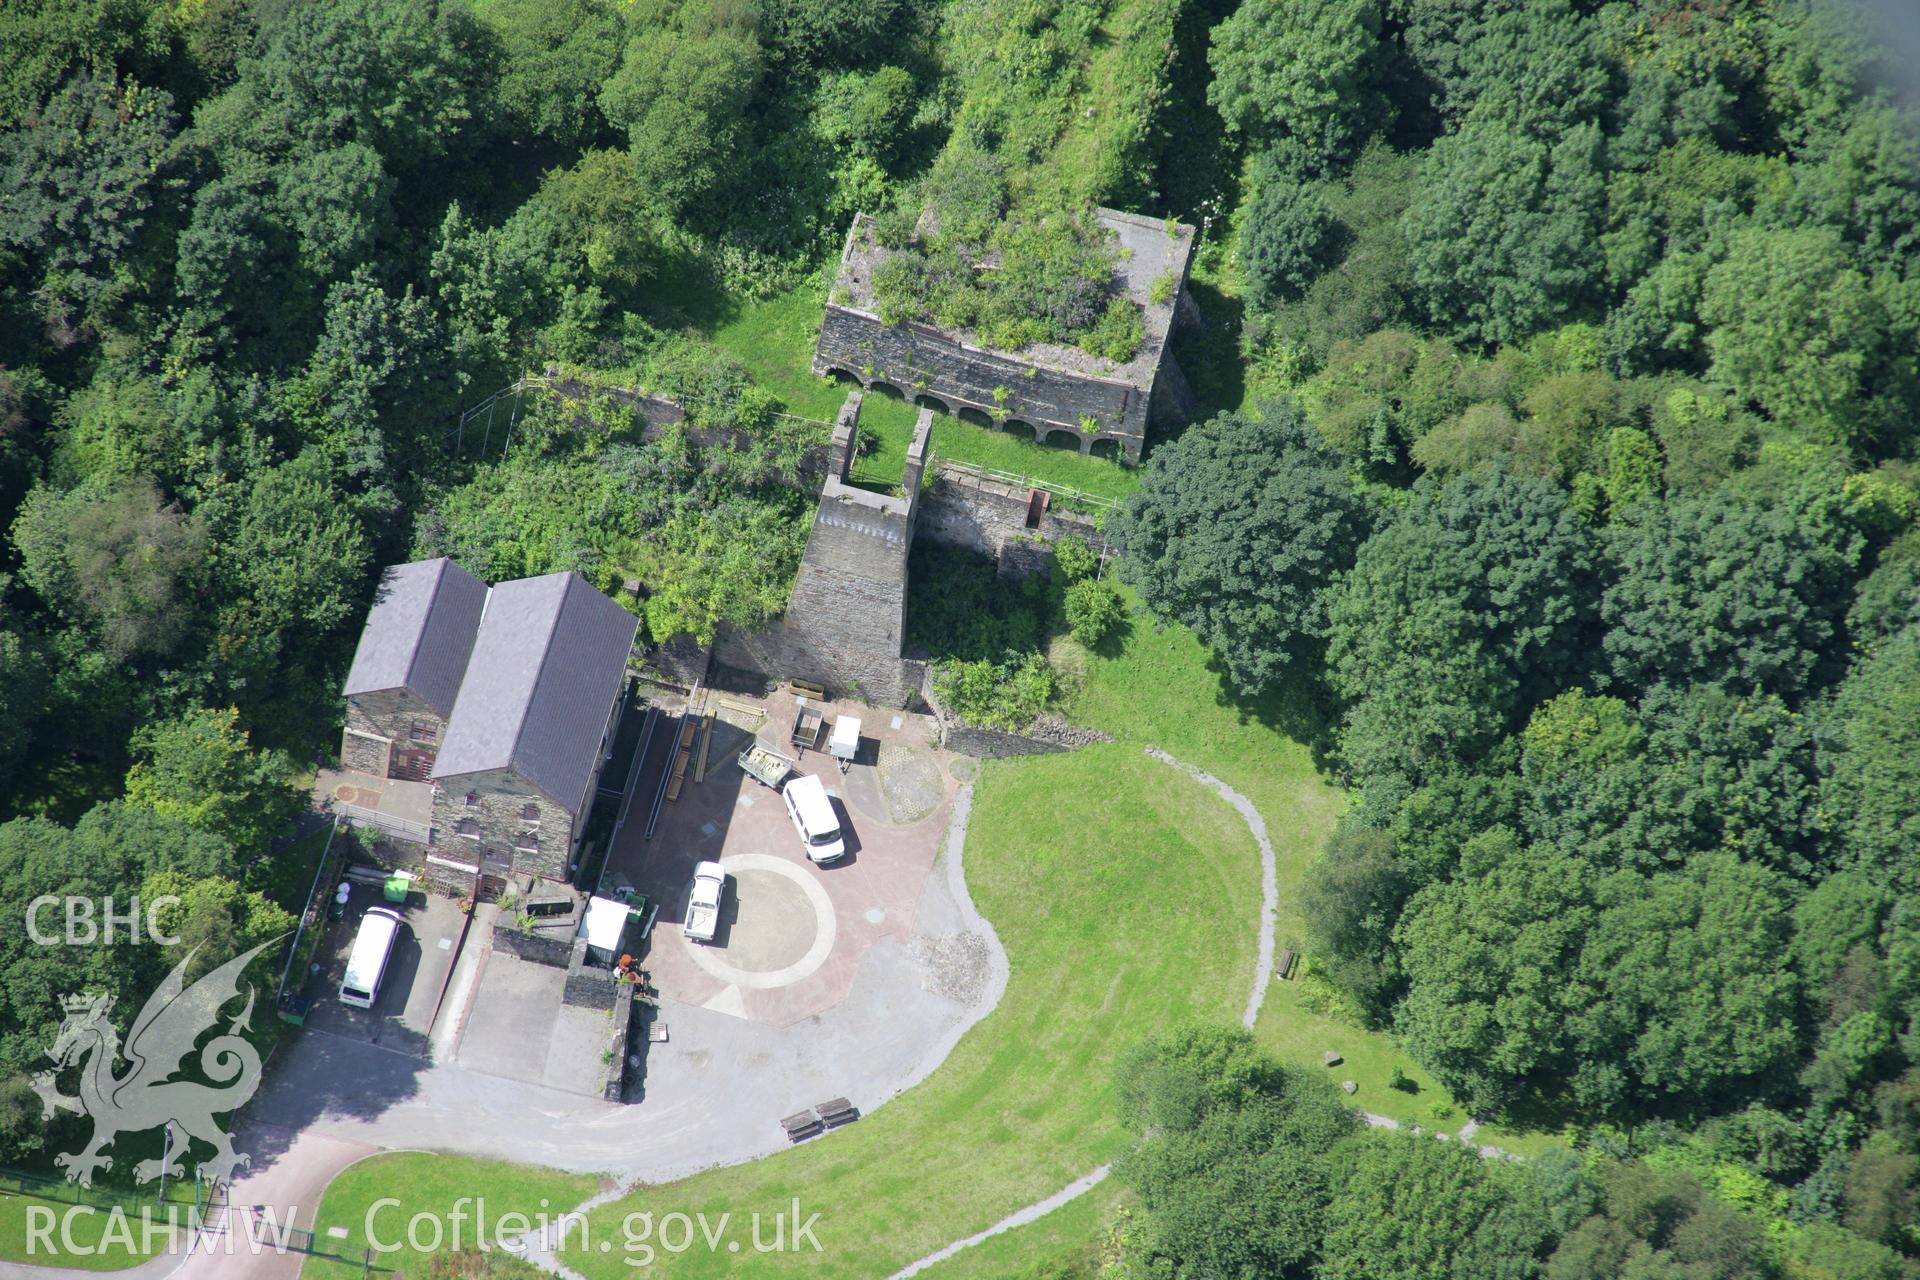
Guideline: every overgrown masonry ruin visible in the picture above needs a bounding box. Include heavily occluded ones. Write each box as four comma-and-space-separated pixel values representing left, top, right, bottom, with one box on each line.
714, 394, 1106, 707
812, 209, 1200, 463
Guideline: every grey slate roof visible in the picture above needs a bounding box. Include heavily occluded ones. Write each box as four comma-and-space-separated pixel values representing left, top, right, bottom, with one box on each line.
431, 571, 638, 814
342, 559, 489, 717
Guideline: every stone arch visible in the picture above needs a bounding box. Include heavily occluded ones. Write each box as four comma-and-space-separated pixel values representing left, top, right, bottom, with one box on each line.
824, 367, 863, 387
914, 393, 951, 416
1002, 420, 1037, 443
957, 406, 995, 429
1088, 438, 1121, 461
1043, 428, 1083, 452
869, 380, 907, 401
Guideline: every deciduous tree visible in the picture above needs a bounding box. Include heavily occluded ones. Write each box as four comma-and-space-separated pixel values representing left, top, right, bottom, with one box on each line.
1112, 404, 1370, 697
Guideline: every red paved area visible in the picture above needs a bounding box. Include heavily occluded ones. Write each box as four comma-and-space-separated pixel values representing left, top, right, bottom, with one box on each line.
603, 692, 956, 1027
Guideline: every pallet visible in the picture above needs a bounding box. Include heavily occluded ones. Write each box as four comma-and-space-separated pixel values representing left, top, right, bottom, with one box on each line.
666, 744, 692, 802
693, 709, 716, 783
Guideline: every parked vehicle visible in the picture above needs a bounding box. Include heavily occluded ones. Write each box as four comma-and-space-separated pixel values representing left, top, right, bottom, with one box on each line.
829, 716, 861, 773
339, 907, 404, 1009
782, 773, 846, 863
683, 862, 727, 943
738, 742, 796, 790
791, 704, 826, 754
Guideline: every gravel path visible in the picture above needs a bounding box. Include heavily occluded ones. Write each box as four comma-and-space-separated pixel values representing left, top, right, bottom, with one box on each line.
886, 748, 1276, 1279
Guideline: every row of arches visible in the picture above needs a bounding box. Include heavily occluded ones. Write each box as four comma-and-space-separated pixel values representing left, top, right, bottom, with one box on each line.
823, 368, 1121, 459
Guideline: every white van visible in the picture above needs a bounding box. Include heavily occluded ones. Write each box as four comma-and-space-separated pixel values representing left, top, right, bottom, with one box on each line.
782, 774, 846, 863
339, 907, 404, 1009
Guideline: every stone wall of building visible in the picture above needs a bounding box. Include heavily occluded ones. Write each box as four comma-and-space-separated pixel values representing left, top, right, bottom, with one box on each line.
712, 625, 928, 707
343, 689, 446, 780
915, 471, 1108, 565
814, 307, 1147, 459
430, 767, 577, 884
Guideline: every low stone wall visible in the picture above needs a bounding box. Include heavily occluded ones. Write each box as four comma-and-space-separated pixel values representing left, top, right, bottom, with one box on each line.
939, 721, 1070, 760
493, 924, 573, 968
605, 986, 635, 1102
917, 471, 1107, 568
920, 679, 1113, 760
563, 937, 619, 1010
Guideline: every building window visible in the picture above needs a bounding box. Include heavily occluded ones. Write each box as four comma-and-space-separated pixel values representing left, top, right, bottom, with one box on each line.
521, 803, 541, 825
513, 833, 540, 854
454, 818, 480, 840
412, 721, 436, 742
463, 792, 479, 808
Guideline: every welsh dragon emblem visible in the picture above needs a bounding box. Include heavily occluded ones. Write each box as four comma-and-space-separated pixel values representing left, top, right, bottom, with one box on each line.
31, 940, 277, 1188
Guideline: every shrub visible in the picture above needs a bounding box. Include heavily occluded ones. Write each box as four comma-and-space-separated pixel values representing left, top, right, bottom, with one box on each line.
1241, 160, 1341, 304
933, 651, 1053, 730
1052, 535, 1099, 583
1064, 578, 1124, 646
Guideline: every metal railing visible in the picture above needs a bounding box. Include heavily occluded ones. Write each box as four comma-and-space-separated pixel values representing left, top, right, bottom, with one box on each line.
332, 801, 429, 845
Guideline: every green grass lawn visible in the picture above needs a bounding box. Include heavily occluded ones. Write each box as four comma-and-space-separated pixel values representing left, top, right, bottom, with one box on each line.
914, 1179, 1128, 1280
300, 1153, 600, 1279
703, 274, 1141, 502
559, 743, 1263, 1277
0, 1176, 197, 1271
1055, 593, 1564, 1156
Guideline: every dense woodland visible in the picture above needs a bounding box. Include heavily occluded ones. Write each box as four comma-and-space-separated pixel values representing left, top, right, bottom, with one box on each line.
2, 0, 1919, 1276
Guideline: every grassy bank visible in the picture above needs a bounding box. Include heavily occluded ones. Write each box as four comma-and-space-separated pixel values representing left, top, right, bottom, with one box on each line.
1056, 592, 1564, 1156
560, 743, 1263, 1277
705, 276, 1141, 502
301, 1154, 599, 1279
0, 1175, 197, 1272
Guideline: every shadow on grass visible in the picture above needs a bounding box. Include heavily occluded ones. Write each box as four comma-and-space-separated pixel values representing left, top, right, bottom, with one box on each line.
641, 250, 740, 334
1165, 276, 1246, 442
1198, 642, 1342, 772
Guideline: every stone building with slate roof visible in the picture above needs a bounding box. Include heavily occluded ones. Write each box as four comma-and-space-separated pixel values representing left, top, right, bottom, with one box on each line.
342, 564, 637, 887
341, 558, 489, 780
429, 572, 637, 884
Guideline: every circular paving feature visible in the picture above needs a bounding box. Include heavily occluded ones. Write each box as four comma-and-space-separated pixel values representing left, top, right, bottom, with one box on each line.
680, 853, 837, 990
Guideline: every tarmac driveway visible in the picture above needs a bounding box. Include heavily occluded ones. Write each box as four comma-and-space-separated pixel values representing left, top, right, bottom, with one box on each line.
299, 888, 469, 1059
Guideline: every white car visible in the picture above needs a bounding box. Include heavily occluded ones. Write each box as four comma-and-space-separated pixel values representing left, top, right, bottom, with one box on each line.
683, 862, 727, 943
782, 774, 846, 863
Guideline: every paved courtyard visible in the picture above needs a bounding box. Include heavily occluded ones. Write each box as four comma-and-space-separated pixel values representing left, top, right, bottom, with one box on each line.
299, 888, 468, 1058
602, 690, 957, 1027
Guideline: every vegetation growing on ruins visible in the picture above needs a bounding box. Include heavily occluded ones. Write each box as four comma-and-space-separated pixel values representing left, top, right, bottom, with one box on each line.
870, 197, 1147, 362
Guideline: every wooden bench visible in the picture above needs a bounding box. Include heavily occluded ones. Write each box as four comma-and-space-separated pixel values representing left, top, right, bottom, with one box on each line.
780, 1110, 822, 1142
815, 1097, 858, 1128
1276, 948, 1296, 981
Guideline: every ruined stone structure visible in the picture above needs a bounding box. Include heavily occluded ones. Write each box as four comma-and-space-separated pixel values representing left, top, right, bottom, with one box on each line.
813, 209, 1198, 463
715, 394, 931, 705
917, 467, 1108, 579
715, 392, 1125, 707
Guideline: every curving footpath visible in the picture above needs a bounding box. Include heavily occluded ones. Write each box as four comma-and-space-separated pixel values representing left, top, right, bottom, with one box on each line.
888, 747, 1280, 1279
